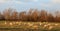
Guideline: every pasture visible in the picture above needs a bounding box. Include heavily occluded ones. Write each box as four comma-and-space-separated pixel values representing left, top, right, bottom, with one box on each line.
0, 21, 60, 31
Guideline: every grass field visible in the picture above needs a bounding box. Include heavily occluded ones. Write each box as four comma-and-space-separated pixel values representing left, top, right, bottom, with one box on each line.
0, 21, 60, 31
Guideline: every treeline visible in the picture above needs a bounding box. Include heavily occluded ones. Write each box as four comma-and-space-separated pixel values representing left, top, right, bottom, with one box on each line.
0, 8, 60, 22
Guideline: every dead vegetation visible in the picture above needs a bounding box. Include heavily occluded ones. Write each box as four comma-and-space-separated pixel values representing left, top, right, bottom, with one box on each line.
0, 8, 60, 22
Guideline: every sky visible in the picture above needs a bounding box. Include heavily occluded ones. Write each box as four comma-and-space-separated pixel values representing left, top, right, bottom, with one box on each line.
0, 0, 60, 12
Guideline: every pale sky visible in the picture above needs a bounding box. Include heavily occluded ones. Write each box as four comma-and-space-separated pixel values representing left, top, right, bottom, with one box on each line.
0, 0, 60, 12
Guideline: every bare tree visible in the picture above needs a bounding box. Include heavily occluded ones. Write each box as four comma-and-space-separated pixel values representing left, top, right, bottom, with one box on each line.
39, 10, 48, 22
0, 12, 5, 20
11, 10, 18, 21
32, 9, 38, 22
47, 13, 55, 22
19, 11, 26, 21
3, 8, 13, 20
